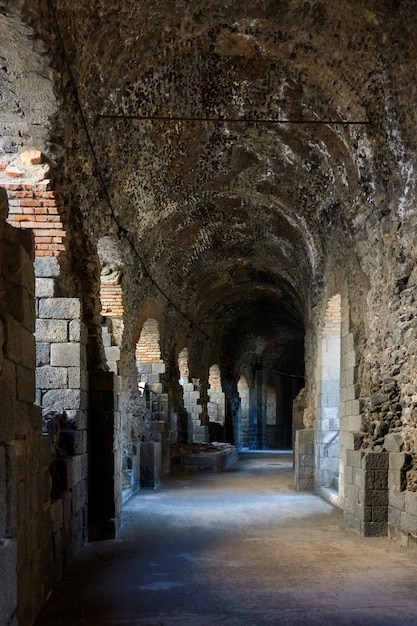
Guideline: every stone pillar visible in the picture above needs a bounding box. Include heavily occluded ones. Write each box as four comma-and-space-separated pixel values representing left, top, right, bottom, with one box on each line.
238, 377, 250, 448
344, 450, 388, 536
89, 371, 122, 540
294, 428, 314, 491
140, 441, 161, 489
180, 377, 208, 444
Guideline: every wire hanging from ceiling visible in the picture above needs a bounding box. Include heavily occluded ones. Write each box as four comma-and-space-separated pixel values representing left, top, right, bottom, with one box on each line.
49, 0, 218, 346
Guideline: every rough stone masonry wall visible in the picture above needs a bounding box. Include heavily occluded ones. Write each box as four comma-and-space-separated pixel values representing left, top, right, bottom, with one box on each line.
0, 191, 61, 625
349, 215, 417, 540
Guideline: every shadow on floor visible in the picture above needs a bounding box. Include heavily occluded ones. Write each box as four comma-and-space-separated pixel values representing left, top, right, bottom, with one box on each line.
34, 452, 417, 626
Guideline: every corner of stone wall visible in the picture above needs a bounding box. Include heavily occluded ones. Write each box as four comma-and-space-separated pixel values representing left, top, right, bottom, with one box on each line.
344, 450, 388, 536
0, 196, 37, 626
294, 428, 314, 491
385, 433, 417, 548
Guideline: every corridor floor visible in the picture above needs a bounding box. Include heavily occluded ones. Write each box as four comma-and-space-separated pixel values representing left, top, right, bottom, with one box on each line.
35, 452, 417, 626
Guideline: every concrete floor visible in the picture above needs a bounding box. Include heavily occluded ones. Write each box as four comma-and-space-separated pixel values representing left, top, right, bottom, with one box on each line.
34, 452, 417, 625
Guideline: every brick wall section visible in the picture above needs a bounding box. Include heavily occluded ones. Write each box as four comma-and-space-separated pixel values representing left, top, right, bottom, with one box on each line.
100, 281, 124, 317
3, 178, 66, 258
136, 318, 163, 363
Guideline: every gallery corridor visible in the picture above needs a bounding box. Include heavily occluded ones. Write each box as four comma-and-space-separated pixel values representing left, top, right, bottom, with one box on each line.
35, 452, 417, 626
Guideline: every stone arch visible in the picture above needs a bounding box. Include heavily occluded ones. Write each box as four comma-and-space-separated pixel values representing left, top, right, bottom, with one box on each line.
208, 364, 226, 441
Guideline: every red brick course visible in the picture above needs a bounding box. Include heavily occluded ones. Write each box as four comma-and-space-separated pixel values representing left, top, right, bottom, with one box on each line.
4, 182, 66, 257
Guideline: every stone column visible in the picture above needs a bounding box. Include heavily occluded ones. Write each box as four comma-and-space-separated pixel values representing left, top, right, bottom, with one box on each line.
294, 428, 314, 491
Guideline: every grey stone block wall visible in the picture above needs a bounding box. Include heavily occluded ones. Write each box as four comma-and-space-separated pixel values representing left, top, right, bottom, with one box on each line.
343, 451, 388, 536
0, 205, 68, 625
386, 435, 417, 545
294, 428, 314, 491
180, 376, 209, 444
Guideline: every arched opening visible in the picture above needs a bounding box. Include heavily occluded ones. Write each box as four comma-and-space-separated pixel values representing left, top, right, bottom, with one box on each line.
136, 318, 165, 398
177, 347, 207, 444
315, 294, 341, 503
208, 364, 226, 441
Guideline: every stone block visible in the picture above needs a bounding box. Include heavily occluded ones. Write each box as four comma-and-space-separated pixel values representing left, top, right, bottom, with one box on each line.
50, 499, 64, 535
360, 489, 388, 507
137, 363, 152, 375
151, 362, 165, 374
105, 346, 120, 362
374, 470, 388, 490
390, 453, 408, 471
362, 452, 389, 470
362, 521, 387, 537
69, 320, 88, 344
19, 326, 35, 370
384, 433, 403, 453
2, 313, 22, 364
404, 491, 417, 517
42, 388, 82, 411
371, 505, 388, 522
400, 511, 417, 534
36, 366, 67, 389
34, 256, 61, 278
148, 383, 162, 394
68, 367, 88, 390
51, 343, 83, 367
36, 342, 50, 367
35, 319, 68, 343
16, 365, 34, 403
0, 381, 15, 441
388, 505, 402, 527
389, 489, 405, 511
346, 483, 359, 503
354, 502, 372, 522
102, 330, 111, 347
0, 538, 17, 626
388, 469, 406, 492
38, 298, 81, 320
347, 450, 364, 468
344, 511, 361, 533
35, 277, 55, 298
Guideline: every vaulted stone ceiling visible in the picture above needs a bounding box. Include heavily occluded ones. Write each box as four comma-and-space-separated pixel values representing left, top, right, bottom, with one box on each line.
21, 0, 417, 377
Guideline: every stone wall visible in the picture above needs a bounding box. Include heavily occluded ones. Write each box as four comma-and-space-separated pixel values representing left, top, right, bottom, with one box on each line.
0, 190, 63, 625
343, 451, 389, 537
238, 376, 250, 448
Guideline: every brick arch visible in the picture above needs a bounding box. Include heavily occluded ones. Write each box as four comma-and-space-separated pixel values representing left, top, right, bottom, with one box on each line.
136, 318, 163, 365
3, 164, 66, 259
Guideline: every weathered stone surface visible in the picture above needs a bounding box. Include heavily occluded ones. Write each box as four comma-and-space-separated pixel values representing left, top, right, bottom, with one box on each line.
35, 320, 68, 343
38, 299, 81, 321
